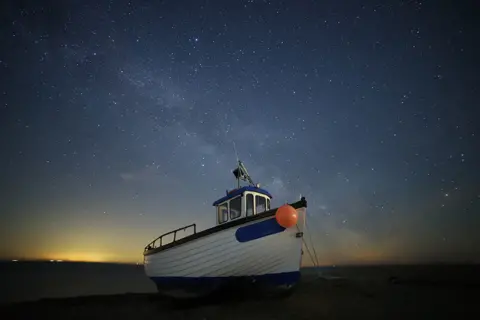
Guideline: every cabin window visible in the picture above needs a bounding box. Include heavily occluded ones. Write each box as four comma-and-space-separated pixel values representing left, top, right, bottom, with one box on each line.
256, 195, 266, 213
266, 198, 270, 211
230, 196, 242, 220
246, 194, 254, 216
218, 202, 229, 224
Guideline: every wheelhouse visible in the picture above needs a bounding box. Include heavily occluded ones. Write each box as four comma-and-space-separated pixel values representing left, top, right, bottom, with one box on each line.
212, 186, 272, 225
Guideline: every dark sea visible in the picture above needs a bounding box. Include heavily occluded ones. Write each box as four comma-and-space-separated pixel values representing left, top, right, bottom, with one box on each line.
0, 261, 157, 305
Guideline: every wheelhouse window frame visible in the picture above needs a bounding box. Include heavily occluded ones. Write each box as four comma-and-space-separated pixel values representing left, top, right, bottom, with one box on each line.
217, 201, 229, 224
255, 195, 267, 214
246, 193, 254, 216
229, 196, 242, 220
216, 192, 272, 224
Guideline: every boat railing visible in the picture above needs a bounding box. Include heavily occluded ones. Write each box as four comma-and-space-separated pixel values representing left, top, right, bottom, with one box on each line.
144, 223, 196, 251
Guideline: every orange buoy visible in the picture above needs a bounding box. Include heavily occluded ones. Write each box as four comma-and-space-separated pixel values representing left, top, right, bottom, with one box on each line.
275, 204, 298, 228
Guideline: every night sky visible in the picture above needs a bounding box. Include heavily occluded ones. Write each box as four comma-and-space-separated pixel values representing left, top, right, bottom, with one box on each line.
1, 0, 478, 265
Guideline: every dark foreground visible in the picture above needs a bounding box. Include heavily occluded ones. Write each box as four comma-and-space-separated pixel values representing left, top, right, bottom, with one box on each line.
2, 264, 479, 319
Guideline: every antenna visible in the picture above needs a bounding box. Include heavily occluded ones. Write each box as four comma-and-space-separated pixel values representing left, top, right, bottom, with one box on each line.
232, 140, 239, 162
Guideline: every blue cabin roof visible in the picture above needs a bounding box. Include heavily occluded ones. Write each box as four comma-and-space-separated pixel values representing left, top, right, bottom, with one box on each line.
212, 186, 273, 206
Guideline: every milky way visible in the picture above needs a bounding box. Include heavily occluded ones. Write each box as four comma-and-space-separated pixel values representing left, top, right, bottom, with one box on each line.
0, 0, 478, 264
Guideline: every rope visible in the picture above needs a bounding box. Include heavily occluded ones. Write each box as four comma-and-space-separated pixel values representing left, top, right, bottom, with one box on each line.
302, 237, 317, 267
297, 223, 317, 267
297, 209, 323, 282
304, 221, 320, 266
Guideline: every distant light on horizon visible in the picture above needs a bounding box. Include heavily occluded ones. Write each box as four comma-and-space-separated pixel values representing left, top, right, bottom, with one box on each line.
41, 251, 143, 264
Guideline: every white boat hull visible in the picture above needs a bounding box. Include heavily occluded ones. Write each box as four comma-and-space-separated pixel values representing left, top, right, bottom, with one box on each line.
144, 207, 306, 298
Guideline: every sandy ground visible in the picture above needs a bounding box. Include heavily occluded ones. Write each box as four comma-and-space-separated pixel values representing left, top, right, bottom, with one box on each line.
2, 266, 479, 319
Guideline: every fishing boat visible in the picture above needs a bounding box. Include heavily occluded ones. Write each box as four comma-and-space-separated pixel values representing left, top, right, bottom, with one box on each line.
143, 160, 307, 299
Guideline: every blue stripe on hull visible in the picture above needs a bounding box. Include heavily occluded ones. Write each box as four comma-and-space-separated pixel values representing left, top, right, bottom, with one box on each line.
150, 271, 300, 298
235, 217, 285, 242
